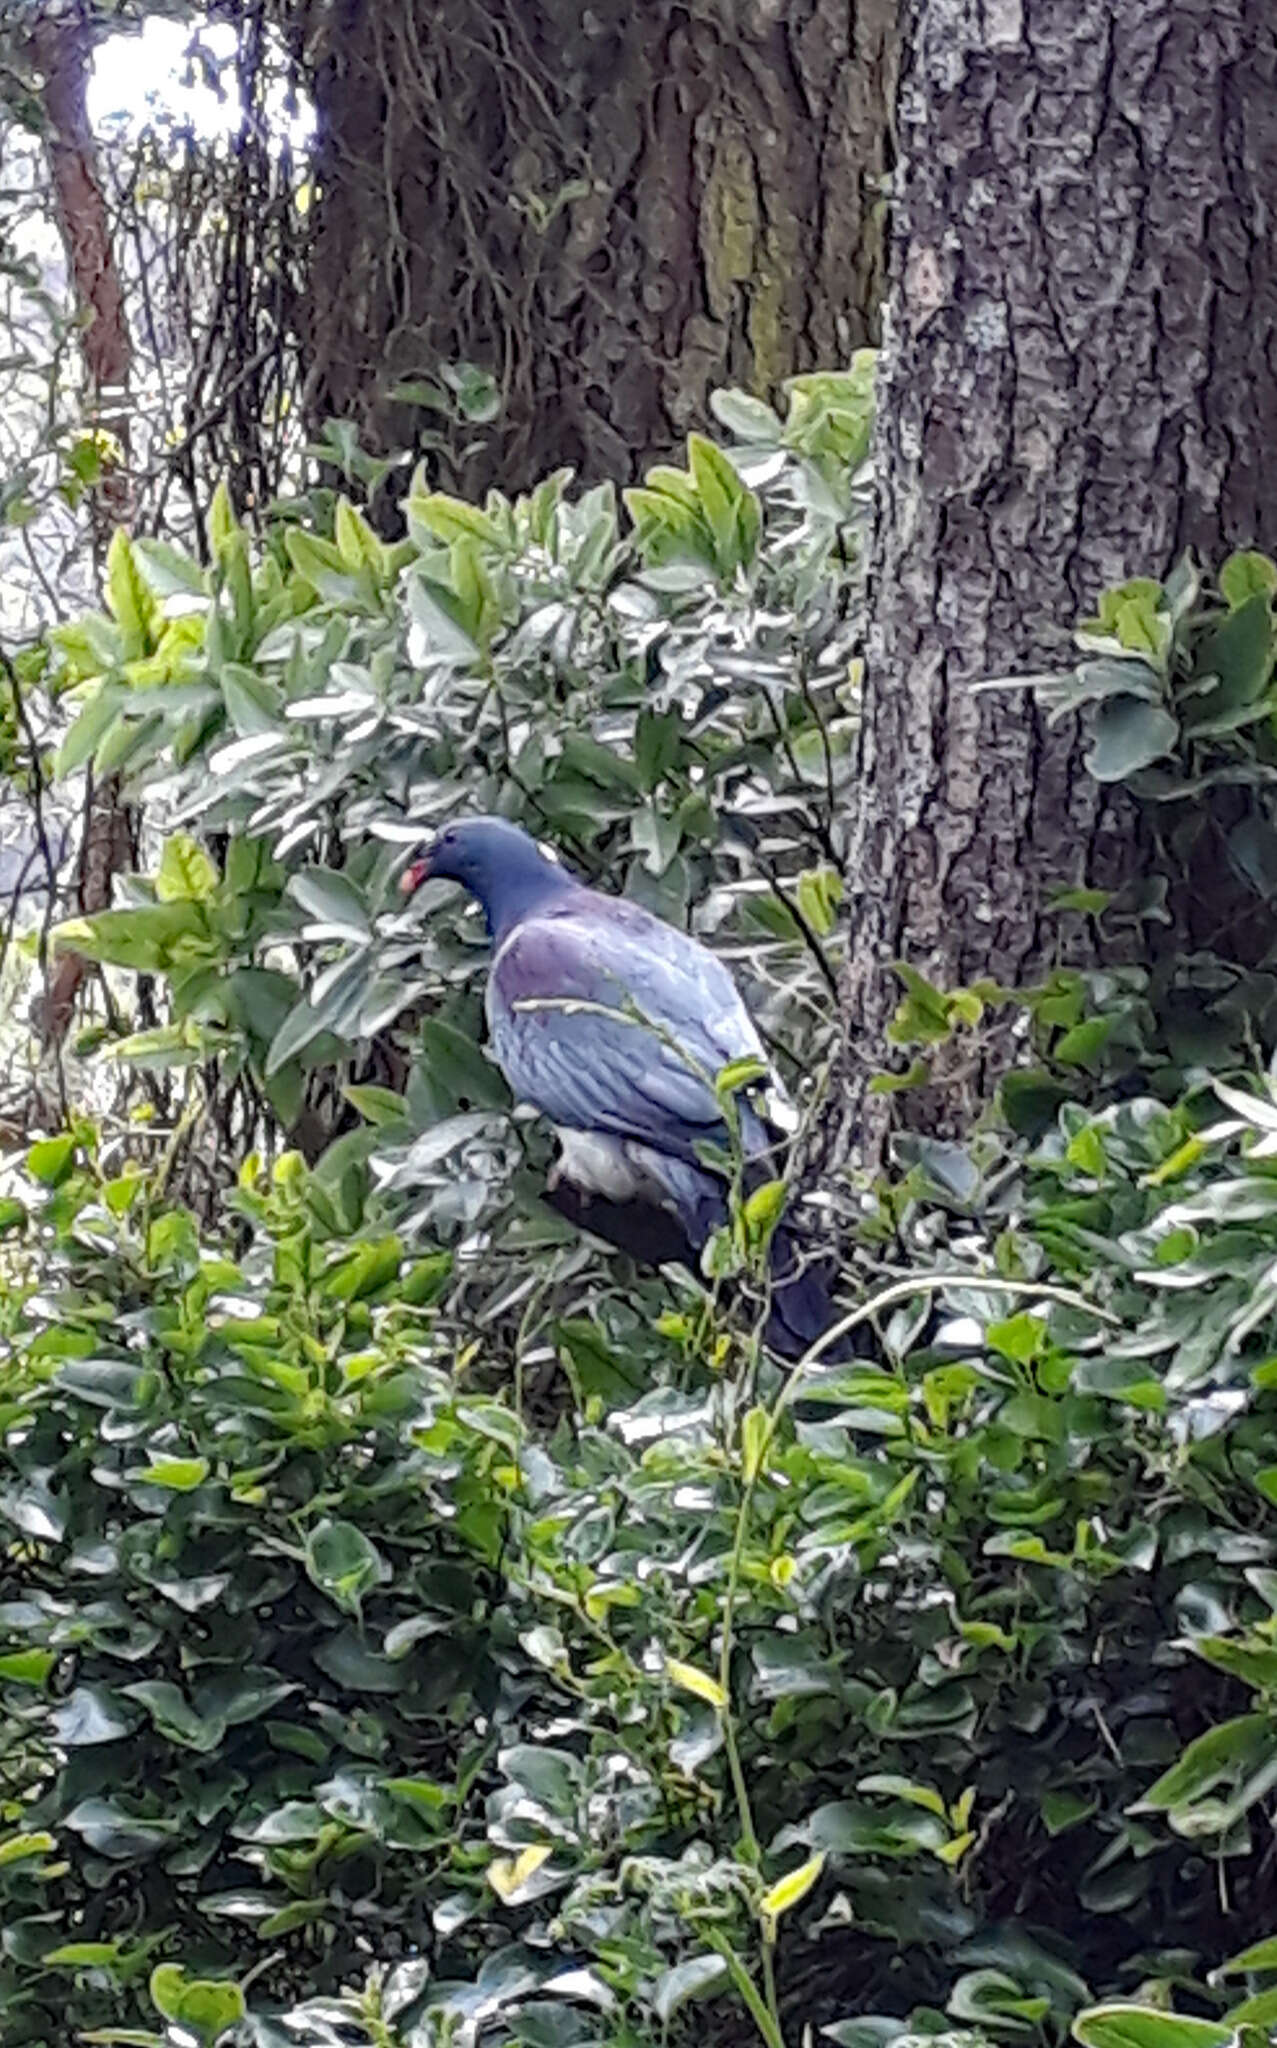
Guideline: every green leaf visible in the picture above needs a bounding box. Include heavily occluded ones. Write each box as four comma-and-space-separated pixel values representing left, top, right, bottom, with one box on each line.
1220, 550, 1277, 606
1133, 1712, 1277, 1826
1048, 886, 1112, 915
1215, 1933, 1277, 1976
221, 663, 283, 736
444, 359, 501, 422
665, 1657, 727, 1710
324, 1235, 402, 1302
45, 1942, 125, 1967
688, 434, 756, 574
709, 388, 783, 442
265, 994, 330, 1076
50, 611, 123, 679
949, 1970, 1049, 2030
305, 1519, 387, 1616
652, 1954, 730, 2023
105, 530, 158, 657
288, 866, 371, 938
0, 1472, 66, 1541
1087, 578, 1170, 658
415, 1017, 510, 1110
80, 2033, 166, 2046
1002, 1068, 1071, 1136
1072, 2009, 1233, 2048
57, 683, 126, 775
0, 1648, 55, 1686
857, 1774, 947, 1817
560, 730, 641, 793
1189, 1635, 1277, 1691
385, 1776, 452, 1817
109, 1022, 205, 1072
344, 1083, 410, 1127
135, 1455, 210, 1491
888, 962, 963, 1045
334, 496, 387, 577
53, 903, 206, 974
1085, 696, 1179, 781
1041, 1788, 1099, 1835
207, 480, 237, 559
155, 832, 219, 904
869, 1058, 930, 1095
715, 1055, 767, 1099
796, 866, 843, 937
742, 1177, 787, 1248
623, 484, 714, 570
27, 1132, 76, 1185
1195, 590, 1275, 710
407, 572, 481, 662
52, 1686, 136, 1746
122, 1680, 223, 1752
133, 536, 208, 597
0, 1829, 56, 1868
486, 1842, 553, 1902
409, 492, 504, 549
1054, 1015, 1115, 1071
635, 707, 683, 788
760, 1850, 825, 1924
284, 526, 371, 606
1225, 1987, 1277, 2027
94, 708, 166, 777
149, 1964, 245, 2046
741, 1405, 770, 1484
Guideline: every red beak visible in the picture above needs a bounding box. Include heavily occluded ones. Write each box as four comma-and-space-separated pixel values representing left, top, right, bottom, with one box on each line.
400, 853, 432, 895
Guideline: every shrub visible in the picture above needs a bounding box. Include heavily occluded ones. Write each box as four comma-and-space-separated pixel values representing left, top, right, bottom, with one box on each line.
8, 1055, 1277, 2045
45, 369, 872, 1157
31, 372, 873, 1369
11, 406, 1277, 2048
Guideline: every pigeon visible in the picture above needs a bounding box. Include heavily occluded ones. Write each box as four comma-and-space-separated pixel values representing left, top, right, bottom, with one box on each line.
401, 815, 847, 1361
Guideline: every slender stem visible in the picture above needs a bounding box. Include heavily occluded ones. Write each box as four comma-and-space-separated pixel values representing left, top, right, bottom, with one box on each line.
793, 1268, 1119, 1378
760, 1938, 780, 2042
703, 1928, 786, 2048
712, 1265, 1117, 2048
720, 1704, 760, 1865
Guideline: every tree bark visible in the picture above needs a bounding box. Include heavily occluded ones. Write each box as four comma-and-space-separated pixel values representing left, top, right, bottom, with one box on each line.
299, 0, 895, 493
30, 11, 134, 1050
839, 0, 1277, 1165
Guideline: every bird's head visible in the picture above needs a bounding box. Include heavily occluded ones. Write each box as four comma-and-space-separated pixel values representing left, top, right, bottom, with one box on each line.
400, 815, 573, 937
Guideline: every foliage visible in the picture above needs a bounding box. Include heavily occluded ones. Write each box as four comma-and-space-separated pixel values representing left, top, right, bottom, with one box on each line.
11, 344, 1277, 2048
1020, 549, 1277, 1084
11, 1035, 1277, 2045
41, 376, 868, 1273
878, 551, 1277, 1129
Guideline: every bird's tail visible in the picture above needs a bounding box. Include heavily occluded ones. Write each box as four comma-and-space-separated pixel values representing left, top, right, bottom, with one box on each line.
762, 1225, 856, 1364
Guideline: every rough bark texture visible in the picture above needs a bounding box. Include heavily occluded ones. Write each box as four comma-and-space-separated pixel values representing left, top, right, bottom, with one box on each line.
31, 12, 134, 1049
299, 0, 894, 492
31, 11, 131, 514
839, 0, 1277, 1164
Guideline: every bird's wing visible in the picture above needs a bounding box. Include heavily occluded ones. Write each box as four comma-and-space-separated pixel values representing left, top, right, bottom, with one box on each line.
487, 898, 769, 1163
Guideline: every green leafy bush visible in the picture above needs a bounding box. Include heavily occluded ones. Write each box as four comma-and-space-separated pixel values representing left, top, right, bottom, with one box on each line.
9, 1057, 1277, 2046
31, 374, 872, 1376
46, 370, 871, 1158
13, 393, 1277, 2048
875, 549, 1277, 1131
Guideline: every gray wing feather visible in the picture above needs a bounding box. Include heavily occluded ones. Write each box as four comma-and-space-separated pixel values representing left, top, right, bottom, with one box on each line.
487, 903, 768, 1162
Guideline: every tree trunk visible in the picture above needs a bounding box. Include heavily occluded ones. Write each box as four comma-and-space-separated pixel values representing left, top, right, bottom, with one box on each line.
30, 11, 135, 1051
839, 0, 1277, 1166
300, 0, 895, 494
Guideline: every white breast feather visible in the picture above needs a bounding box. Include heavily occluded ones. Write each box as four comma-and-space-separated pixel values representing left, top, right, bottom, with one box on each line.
552, 1128, 645, 1202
